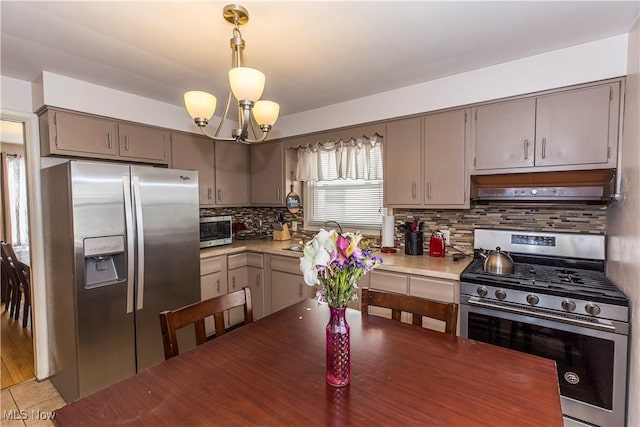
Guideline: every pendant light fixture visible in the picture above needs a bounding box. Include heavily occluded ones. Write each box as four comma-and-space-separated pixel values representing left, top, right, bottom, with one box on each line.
184, 4, 279, 144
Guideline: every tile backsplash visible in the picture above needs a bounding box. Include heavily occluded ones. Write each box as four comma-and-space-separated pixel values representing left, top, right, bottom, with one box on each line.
201, 203, 607, 253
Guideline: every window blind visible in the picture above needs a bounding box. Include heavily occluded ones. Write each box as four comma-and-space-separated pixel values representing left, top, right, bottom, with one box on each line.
306, 138, 384, 229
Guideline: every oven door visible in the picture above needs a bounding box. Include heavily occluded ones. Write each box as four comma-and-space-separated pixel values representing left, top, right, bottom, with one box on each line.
460, 296, 627, 427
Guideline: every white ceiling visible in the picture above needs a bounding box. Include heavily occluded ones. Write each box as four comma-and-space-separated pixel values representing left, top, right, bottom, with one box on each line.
1, 1, 639, 117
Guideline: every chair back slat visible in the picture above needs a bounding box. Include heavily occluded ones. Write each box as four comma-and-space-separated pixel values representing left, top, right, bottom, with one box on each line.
361, 288, 458, 336
159, 287, 253, 359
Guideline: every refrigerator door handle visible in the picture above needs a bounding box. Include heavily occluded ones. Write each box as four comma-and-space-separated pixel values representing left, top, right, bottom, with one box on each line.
133, 176, 145, 311
123, 176, 135, 314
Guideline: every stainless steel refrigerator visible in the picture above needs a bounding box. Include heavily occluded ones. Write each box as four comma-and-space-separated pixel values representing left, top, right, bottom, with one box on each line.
42, 160, 200, 402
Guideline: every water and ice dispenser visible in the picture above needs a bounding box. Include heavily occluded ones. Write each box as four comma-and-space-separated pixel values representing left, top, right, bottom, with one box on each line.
83, 236, 126, 289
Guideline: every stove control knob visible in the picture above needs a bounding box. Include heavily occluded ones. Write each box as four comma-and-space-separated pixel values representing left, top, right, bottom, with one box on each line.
495, 289, 507, 301
526, 294, 539, 306
585, 302, 601, 316
476, 286, 488, 297
561, 299, 576, 312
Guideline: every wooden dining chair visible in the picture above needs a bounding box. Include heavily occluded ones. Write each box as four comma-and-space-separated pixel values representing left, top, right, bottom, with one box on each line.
159, 286, 254, 360
360, 288, 458, 336
1, 242, 19, 319
1, 242, 32, 327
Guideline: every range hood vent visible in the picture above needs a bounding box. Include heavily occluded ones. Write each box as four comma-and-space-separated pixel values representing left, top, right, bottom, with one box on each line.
470, 169, 616, 202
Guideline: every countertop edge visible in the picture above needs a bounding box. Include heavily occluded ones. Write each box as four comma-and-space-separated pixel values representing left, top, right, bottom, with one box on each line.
200, 241, 472, 280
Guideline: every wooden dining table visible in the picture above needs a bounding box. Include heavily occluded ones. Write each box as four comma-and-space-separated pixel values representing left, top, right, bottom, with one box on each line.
54, 299, 563, 426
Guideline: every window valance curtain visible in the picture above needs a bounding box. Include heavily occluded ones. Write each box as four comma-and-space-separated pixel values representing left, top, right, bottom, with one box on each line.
295, 134, 383, 182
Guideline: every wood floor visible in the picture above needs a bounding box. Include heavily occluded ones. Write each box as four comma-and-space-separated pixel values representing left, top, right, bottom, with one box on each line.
1, 302, 35, 389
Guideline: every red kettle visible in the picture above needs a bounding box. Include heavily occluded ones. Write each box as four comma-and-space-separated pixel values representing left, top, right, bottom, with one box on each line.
429, 231, 446, 257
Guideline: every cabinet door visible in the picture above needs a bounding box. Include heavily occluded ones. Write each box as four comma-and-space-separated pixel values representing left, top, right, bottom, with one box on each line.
214, 141, 249, 206
118, 123, 168, 163
409, 276, 457, 334
385, 117, 422, 206
171, 133, 215, 206
367, 270, 409, 322
423, 109, 468, 208
473, 98, 535, 170
200, 256, 228, 336
52, 111, 119, 157
228, 266, 249, 327
247, 266, 265, 320
250, 141, 285, 205
535, 84, 615, 167
271, 271, 310, 314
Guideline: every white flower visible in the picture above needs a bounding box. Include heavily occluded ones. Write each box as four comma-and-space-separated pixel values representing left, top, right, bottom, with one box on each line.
299, 229, 336, 286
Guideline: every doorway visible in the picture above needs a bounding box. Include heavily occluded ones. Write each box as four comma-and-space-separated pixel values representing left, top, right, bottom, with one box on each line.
1, 119, 34, 388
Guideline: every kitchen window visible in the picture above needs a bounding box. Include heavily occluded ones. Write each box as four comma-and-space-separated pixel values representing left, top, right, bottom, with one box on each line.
297, 136, 383, 230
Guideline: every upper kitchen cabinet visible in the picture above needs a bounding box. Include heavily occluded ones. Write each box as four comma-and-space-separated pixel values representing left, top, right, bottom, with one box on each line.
423, 109, 469, 208
473, 98, 536, 170
384, 117, 422, 206
214, 140, 249, 206
38, 108, 170, 165
117, 123, 169, 164
386, 110, 469, 209
535, 84, 618, 168
171, 133, 215, 206
472, 81, 620, 174
40, 109, 119, 158
250, 141, 285, 206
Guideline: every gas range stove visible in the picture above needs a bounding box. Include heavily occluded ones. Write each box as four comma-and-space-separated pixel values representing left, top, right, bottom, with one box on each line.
460, 229, 628, 324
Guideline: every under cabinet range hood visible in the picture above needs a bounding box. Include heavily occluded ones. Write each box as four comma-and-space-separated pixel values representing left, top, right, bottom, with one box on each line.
470, 169, 616, 202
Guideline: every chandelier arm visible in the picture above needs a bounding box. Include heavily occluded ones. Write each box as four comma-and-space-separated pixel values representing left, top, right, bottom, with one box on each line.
198, 125, 235, 142
238, 100, 253, 141
214, 89, 234, 139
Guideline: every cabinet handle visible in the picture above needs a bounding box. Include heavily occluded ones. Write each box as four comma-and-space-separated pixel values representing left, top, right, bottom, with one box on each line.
208, 188, 212, 200
299, 283, 303, 298
411, 182, 417, 199
523, 139, 529, 160
232, 276, 236, 289
427, 181, 432, 199
216, 279, 220, 293
217, 189, 222, 201
125, 135, 130, 151
541, 138, 547, 159
256, 274, 261, 287
277, 188, 281, 201
107, 133, 112, 149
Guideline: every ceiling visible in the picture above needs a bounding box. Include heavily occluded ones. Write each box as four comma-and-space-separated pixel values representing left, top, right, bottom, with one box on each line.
1, 1, 639, 117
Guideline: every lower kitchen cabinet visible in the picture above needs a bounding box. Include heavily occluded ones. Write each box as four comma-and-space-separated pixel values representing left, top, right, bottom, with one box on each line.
367, 269, 459, 334
409, 276, 459, 334
228, 253, 265, 325
200, 254, 228, 336
268, 255, 314, 314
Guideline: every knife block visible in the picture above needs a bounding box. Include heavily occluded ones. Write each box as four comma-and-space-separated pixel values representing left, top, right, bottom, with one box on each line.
273, 224, 291, 241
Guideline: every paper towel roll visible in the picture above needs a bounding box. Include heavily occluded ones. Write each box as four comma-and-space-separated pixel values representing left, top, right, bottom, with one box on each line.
381, 215, 395, 247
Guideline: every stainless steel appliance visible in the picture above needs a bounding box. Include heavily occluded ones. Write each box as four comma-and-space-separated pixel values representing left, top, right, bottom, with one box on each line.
460, 229, 629, 427
42, 160, 201, 402
199, 216, 232, 248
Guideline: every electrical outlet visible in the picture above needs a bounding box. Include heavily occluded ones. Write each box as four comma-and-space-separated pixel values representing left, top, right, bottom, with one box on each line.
441, 230, 451, 245
291, 221, 298, 232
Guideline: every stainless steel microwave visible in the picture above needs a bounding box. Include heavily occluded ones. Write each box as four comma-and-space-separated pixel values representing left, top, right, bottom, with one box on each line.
199, 216, 232, 248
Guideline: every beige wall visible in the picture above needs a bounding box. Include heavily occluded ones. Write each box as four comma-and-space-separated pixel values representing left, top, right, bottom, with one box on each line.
606, 17, 640, 427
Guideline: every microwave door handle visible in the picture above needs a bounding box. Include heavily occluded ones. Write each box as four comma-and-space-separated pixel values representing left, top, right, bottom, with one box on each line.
123, 176, 135, 314
133, 176, 145, 311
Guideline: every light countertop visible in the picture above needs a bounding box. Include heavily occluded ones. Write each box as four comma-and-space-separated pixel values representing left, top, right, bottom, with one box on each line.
201, 239, 472, 281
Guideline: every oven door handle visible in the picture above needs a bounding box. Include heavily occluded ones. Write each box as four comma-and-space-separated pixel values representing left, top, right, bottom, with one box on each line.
467, 298, 617, 333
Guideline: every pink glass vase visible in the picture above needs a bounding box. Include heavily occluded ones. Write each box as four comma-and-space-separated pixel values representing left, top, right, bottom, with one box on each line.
326, 306, 350, 387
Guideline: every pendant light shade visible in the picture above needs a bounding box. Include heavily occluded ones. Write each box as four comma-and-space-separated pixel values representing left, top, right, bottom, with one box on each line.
184, 91, 217, 122
253, 100, 280, 126
228, 67, 265, 102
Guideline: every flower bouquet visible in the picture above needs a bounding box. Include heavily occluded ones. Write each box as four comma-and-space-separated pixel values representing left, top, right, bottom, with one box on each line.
299, 228, 382, 386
